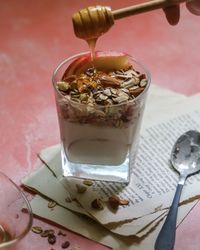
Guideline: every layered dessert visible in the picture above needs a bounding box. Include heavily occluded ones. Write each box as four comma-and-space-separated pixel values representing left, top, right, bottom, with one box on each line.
54, 51, 149, 166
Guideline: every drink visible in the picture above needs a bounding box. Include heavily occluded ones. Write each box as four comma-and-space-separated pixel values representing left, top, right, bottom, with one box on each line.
52, 51, 150, 182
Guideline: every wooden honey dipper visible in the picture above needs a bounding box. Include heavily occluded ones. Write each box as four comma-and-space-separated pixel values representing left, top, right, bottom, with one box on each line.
72, 0, 188, 40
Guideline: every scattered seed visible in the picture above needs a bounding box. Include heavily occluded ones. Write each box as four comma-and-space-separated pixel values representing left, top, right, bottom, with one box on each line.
48, 234, 56, 245
83, 180, 93, 186
91, 198, 104, 210
58, 230, 67, 236
48, 201, 57, 209
76, 184, 87, 193
61, 241, 70, 248
41, 229, 55, 237
65, 197, 72, 203
32, 226, 43, 234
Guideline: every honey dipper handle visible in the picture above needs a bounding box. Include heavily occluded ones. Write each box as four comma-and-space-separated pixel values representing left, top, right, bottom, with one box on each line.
112, 0, 187, 19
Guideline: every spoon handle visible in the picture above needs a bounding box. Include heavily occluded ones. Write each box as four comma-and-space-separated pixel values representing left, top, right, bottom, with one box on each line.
154, 182, 184, 250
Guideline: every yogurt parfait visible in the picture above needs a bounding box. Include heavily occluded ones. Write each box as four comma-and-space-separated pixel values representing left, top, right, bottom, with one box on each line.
52, 51, 150, 182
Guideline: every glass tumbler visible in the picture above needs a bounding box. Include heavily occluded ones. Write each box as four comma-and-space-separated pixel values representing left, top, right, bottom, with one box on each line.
52, 52, 150, 183
0, 172, 33, 249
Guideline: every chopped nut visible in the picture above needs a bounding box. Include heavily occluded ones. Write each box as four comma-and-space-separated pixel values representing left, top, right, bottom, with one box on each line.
108, 195, 121, 209
32, 226, 43, 234
140, 78, 147, 87
103, 88, 112, 96
91, 198, 104, 210
76, 184, 87, 193
108, 195, 129, 209
129, 87, 144, 96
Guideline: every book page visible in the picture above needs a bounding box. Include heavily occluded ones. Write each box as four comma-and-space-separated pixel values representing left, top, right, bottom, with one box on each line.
30, 194, 198, 250
22, 161, 168, 236
58, 94, 200, 224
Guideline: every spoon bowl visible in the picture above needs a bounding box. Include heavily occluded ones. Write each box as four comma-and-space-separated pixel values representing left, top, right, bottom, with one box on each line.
171, 130, 200, 176
155, 130, 200, 250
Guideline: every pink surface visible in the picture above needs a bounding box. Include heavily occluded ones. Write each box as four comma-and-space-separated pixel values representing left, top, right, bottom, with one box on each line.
0, 0, 200, 249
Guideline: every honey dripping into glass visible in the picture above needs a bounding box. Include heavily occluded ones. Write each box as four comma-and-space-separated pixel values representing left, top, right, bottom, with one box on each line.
72, 6, 114, 65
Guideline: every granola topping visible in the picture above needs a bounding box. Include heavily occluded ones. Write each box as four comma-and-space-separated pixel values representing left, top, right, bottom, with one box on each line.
56, 63, 148, 128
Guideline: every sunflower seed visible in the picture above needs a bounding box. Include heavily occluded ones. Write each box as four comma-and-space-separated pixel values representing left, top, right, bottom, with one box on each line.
32, 226, 43, 234
48, 201, 57, 209
41, 229, 55, 238
83, 180, 93, 186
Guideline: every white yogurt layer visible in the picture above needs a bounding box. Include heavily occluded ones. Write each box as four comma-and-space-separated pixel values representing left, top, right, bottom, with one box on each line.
59, 119, 141, 165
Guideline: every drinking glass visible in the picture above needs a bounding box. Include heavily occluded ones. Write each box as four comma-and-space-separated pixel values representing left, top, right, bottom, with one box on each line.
52, 52, 150, 183
0, 172, 33, 249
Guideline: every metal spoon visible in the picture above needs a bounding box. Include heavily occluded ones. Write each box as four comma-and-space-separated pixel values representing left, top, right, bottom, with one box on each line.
155, 130, 200, 250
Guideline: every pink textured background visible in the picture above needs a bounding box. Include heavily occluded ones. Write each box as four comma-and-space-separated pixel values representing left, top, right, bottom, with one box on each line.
0, 0, 200, 249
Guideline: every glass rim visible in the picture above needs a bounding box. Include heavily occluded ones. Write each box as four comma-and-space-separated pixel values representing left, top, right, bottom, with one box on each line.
0, 172, 33, 248
52, 51, 151, 108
